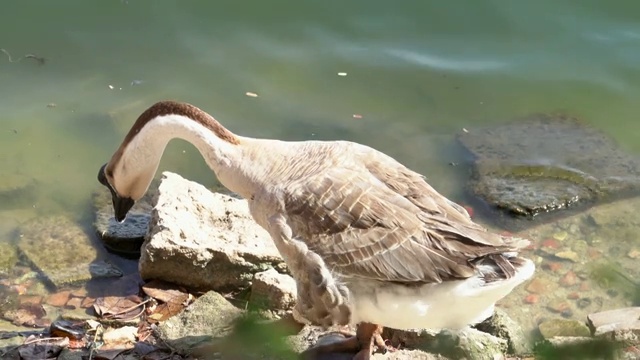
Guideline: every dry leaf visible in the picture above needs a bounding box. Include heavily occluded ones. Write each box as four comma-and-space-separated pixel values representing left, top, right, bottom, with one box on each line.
18, 336, 68, 360
93, 296, 144, 321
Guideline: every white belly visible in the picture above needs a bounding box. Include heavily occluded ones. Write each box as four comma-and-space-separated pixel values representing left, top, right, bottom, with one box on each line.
347, 259, 535, 330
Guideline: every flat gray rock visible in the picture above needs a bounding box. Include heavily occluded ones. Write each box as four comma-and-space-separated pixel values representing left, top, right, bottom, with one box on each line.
457, 113, 640, 230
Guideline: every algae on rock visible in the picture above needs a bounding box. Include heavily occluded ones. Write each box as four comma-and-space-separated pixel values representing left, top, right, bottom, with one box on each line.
458, 113, 640, 230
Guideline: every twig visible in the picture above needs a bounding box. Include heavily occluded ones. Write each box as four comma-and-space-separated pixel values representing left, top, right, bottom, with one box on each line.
88, 322, 104, 360
1, 48, 46, 65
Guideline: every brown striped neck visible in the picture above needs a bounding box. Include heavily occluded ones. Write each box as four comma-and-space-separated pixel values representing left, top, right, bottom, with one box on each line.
102, 101, 243, 203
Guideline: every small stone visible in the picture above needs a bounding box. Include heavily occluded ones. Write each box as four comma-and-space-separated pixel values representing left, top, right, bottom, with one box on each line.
579, 282, 590, 291
18, 295, 42, 306
544, 262, 563, 273
524, 294, 539, 304
65, 297, 83, 310
46, 291, 72, 307
250, 268, 297, 311
560, 271, 578, 287
80, 297, 96, 309
526, 277, 551, 294
567, 292, 580, 300
587, 248, 602, 260
547, 299, 572, 314
627, 249, 640, 259
553, 231, 568, 241
541, 238, 561, 249
555, 251, 579, 263
577, 298, 592, 309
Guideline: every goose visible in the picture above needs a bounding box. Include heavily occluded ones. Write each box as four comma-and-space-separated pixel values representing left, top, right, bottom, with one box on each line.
97, 100, 535, 359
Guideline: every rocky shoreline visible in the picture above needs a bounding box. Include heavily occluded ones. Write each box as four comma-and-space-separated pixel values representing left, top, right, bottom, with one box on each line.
2, 171, 639, 359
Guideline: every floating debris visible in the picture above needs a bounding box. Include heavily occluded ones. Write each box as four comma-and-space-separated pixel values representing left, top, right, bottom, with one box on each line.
337, 72, 347, 76
0, 48, 46, 65
352, 114, 363, 119
245, 91, 259, 98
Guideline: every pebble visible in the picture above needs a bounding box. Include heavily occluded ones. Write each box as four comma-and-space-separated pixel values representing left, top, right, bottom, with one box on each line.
555, 251, 579, 263
541, 238, 561, 249
553, 231, 568, 241
560, 271, 578, 287
579, 282, 590, 292
46, 290, 72, 307
526, 277, 551, 294
524, 294, 539, 304
567, 292, 580, 300
543, 261, 563, 273
65, 297, 83, 310
627, 249, 640, 259
19, 295, 42, 305
587, 248, 602, 260
80, 297, 96, 309
547, 299, 572, 314
576, 297, 592, 309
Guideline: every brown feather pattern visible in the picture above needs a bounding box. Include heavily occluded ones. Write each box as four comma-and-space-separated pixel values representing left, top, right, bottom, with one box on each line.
282, 146, 528, 285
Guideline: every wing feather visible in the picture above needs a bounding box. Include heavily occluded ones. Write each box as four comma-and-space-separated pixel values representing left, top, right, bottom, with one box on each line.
283, 147, 528, 284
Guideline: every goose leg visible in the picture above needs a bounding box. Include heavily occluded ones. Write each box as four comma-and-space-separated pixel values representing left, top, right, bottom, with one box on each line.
301, 322, 393, 360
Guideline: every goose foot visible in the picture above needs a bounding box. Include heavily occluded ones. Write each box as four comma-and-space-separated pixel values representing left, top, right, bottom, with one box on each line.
301, 322, 394, 360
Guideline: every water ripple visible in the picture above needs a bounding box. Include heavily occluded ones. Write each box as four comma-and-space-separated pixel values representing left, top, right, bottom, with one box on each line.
384, 48, 508, 72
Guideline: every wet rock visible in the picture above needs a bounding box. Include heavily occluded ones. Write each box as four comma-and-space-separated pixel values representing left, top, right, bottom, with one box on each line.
587, 307, 640, 338
538, 318, 591, 339
0, 241, 18, 275
156, 290, 244, 352
426, 328, 507, 360
0, 173, 38, 211
554, 250, 580, 263
457, 113, 640, 230
560, 271, 578, 287
547, 298, 572, 315
92, 180, 159, 258
474, 308, 532, 355
16, 216, 123, 289
45, 290, 71, 307
139, 172, 284, 291
250, 268, 297, 312
525, 277, 551, 294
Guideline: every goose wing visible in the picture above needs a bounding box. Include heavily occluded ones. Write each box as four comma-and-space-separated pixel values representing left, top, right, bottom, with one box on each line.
283, 149, 527, 284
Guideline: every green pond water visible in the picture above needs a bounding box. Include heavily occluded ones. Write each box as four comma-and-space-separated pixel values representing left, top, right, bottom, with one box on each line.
1, 0, 640, 341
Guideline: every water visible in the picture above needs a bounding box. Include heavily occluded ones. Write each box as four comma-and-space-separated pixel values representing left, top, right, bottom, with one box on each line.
1, 0, 640, 341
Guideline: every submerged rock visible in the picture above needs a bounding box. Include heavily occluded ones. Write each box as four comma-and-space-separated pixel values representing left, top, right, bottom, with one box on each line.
92, 180, 158, 258
538, 318, 591, 339
0, 241, 18, 275
139, 172, 284, 292
17, 216, 122, 289
0, 173, 38, 212
457, 113, 640, 230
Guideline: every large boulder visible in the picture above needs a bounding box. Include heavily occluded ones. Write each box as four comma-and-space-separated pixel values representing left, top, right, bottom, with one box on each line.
457, 113, 640, 230
139, 172, 285, 292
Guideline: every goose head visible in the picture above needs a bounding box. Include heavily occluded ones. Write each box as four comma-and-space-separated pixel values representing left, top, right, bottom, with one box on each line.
98, 163, 136, 222
97, 100, 243, 223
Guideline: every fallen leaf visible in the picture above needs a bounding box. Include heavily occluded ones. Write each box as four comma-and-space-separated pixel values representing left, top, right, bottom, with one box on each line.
142, 280, 190, 321
18, 336, 68, 360
93, 348, 128, 360
93, 296, 144, 321
142, 280, 189, 304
